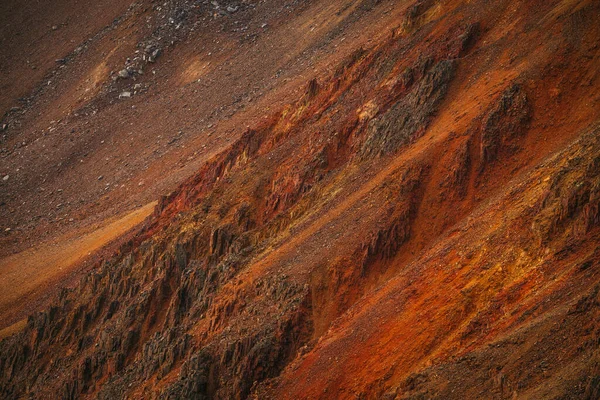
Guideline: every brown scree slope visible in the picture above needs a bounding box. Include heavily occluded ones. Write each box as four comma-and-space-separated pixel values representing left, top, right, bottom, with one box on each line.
0, 0, 406, 328
1, 0, 600, 399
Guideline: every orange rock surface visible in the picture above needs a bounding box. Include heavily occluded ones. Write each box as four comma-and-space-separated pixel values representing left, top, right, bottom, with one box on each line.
1, 0, 599, 399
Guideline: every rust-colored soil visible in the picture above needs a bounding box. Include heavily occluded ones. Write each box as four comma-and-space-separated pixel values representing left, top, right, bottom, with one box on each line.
1, 0, 600, 399
0, 202, 155, 331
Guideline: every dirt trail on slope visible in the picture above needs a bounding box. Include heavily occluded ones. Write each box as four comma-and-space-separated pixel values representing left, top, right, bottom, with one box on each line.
0, 202, 156, 333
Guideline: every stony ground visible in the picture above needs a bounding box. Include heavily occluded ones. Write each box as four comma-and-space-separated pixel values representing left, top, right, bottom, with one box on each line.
1, 0, 600, 399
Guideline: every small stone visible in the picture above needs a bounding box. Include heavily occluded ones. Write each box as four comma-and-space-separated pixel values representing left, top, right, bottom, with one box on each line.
119, 91, 132, 99
4, 228, 10, 232
118, 69, 131, 79
148, 48, 161, 63
98, 175, 104, 180
51, 25, 58, 31
227, 5, 238, 13
134, 83, 142, 90
2, 175, 8, 181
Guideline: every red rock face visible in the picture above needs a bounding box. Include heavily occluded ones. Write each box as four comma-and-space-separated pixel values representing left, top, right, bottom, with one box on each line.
1, 0, 600, 399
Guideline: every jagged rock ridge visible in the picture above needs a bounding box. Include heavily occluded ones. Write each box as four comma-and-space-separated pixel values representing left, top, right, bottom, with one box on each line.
1, 0, 600, 399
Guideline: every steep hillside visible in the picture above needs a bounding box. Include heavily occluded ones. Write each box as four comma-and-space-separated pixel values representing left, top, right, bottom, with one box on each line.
1, 0, 600, 399
0, 0, 405, 328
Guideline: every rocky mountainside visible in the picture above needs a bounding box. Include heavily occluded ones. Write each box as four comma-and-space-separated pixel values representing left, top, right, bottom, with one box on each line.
1, 0, 600, 399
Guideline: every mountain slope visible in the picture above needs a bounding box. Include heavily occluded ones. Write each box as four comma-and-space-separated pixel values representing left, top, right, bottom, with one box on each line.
1, 0, 600, 399
0, 0, 406, 329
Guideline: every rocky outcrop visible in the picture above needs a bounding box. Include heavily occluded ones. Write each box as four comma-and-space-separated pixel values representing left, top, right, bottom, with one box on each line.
360, 164, 429, 273
257, 126, 600, 400
479, 84, 531, 169
0, 17, 477, 397
360, 59, 456, 158
441, 138, 472, 199
2, 1, 599, 399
